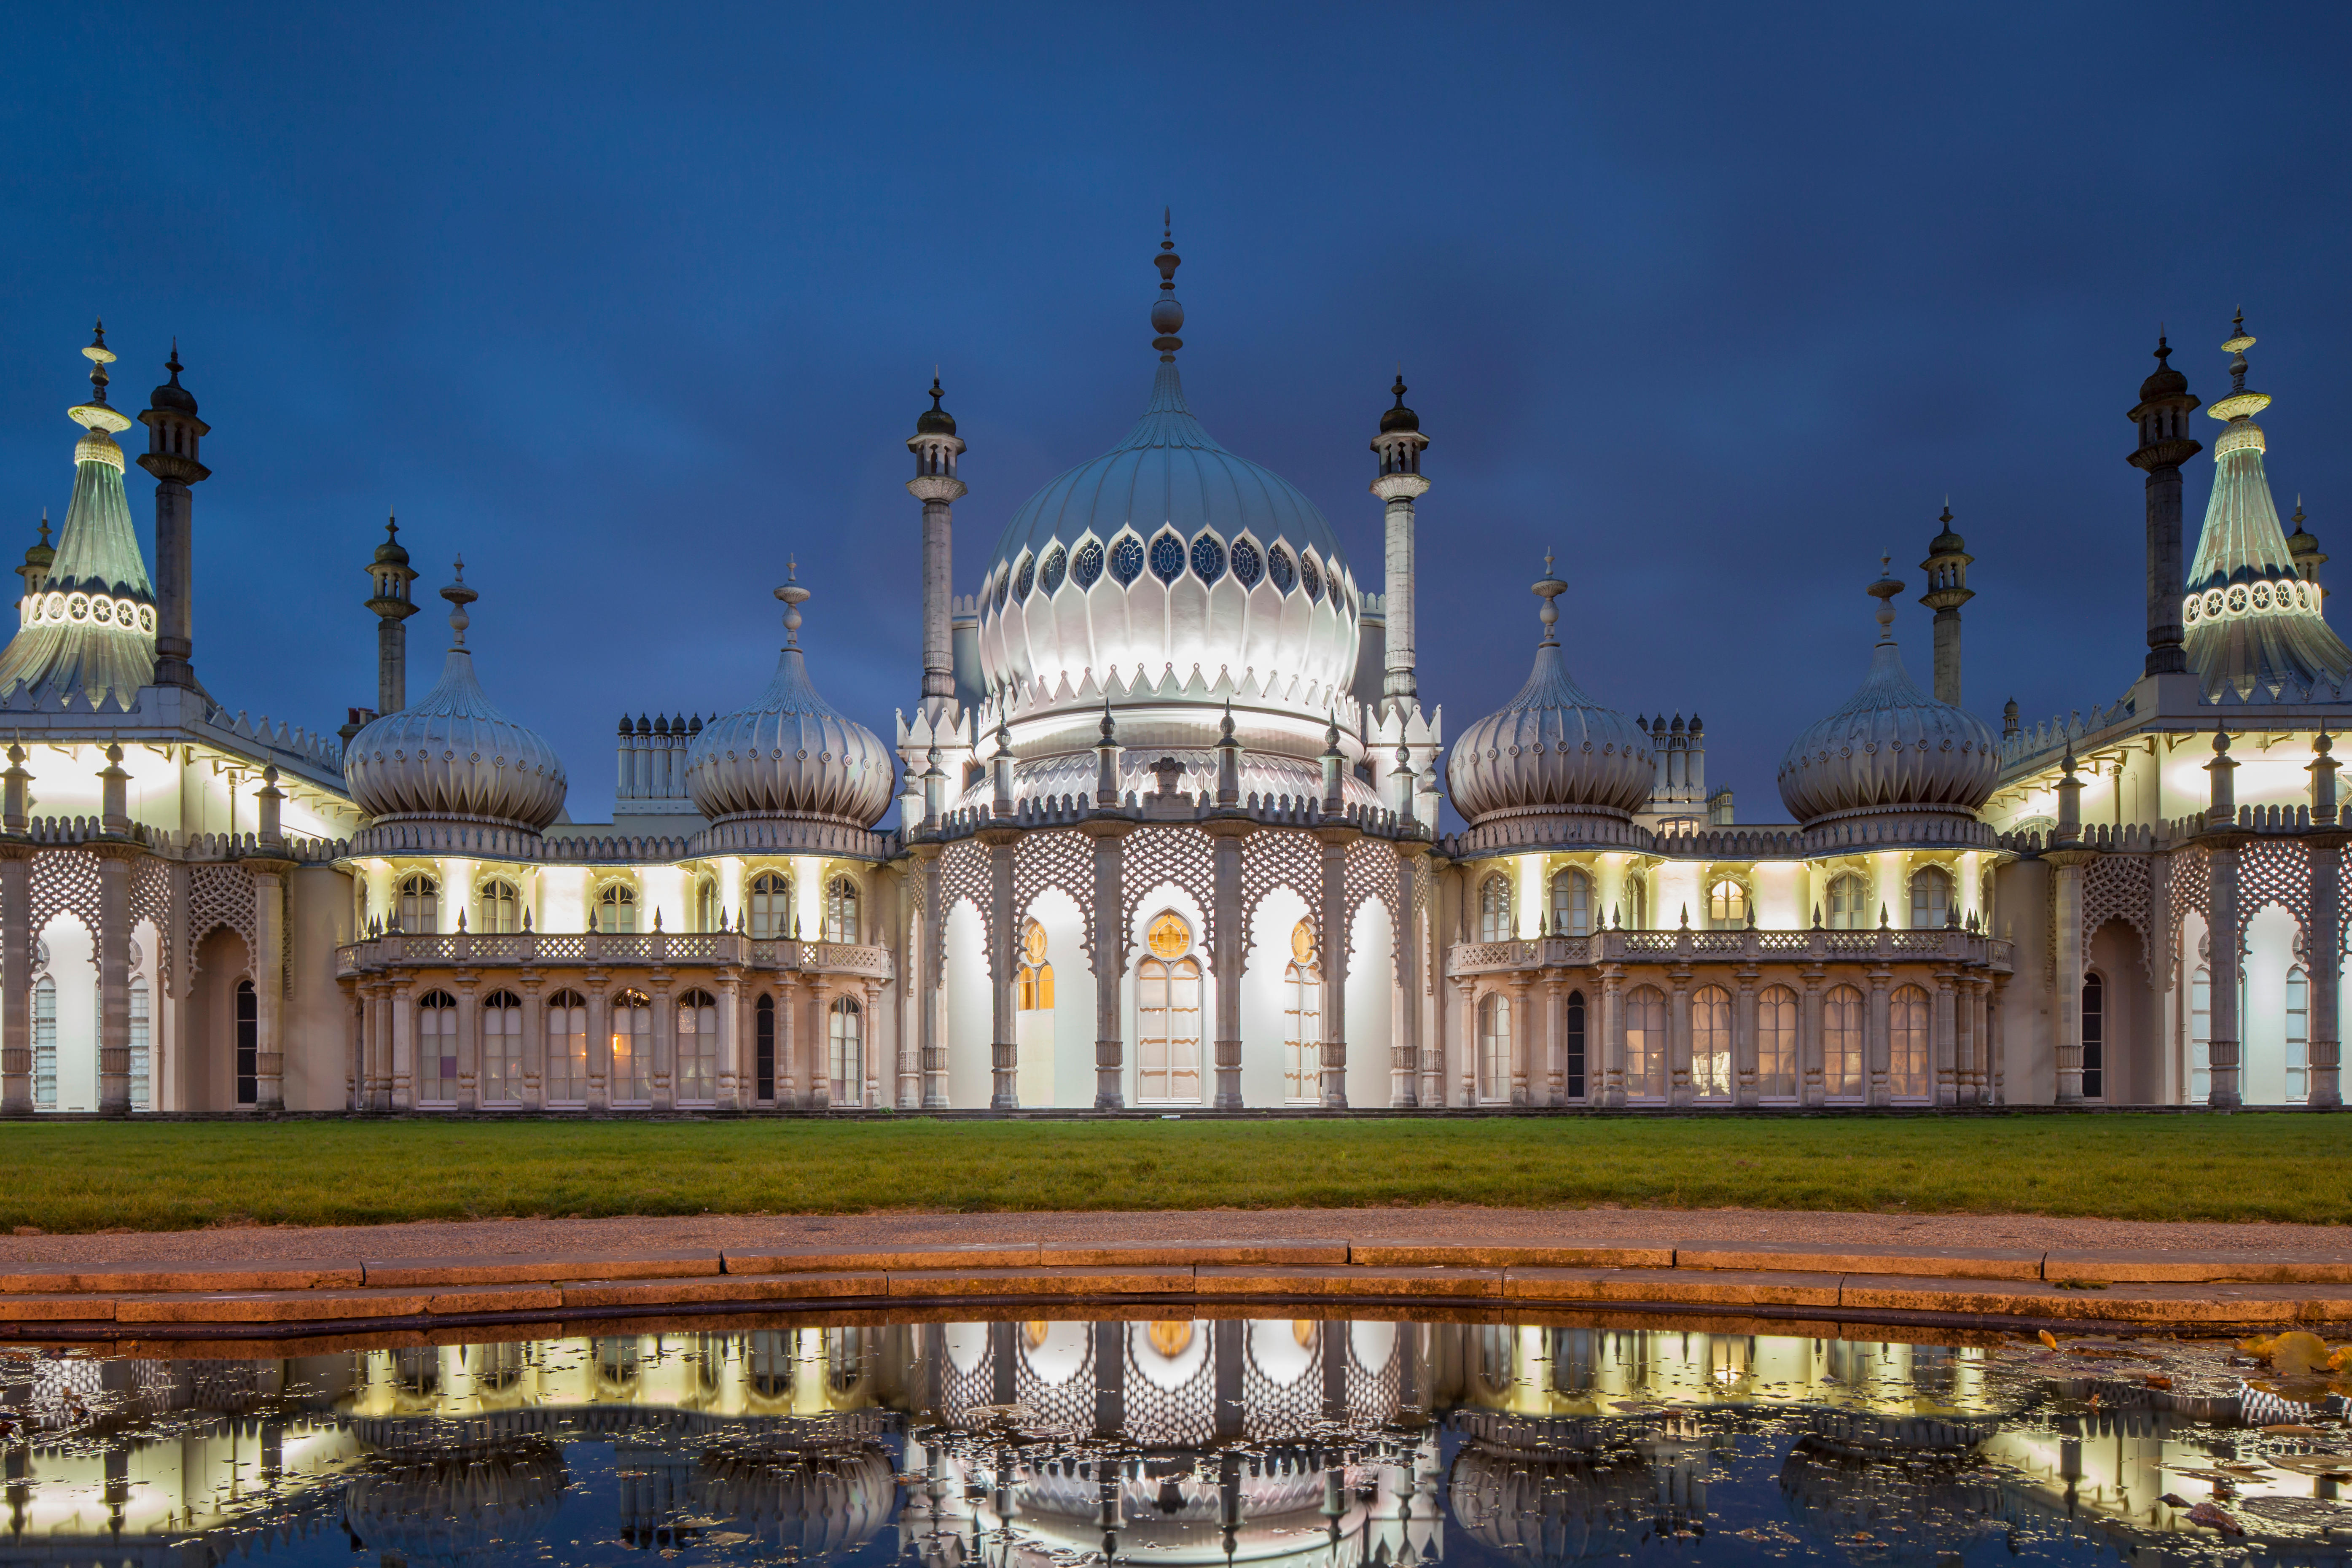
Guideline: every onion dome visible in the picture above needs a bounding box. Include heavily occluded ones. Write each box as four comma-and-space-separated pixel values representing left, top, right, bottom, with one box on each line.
343, 1443, 567, 1564
699, 1443, 895, 1555
1445, 557, 1654, 826
685, 565, 895, 826
1776, 560, 1997, 828
915, 374, 956, 436
146, 340, 198, 415
1378, 371, 1420, 434
344, 563, 568, 831
16, 512, 54, 592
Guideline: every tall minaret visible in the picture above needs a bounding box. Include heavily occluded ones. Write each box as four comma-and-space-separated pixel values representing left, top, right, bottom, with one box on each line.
1371, 372, 1429, 708
136, 342, 209, 689
1918, 504, 1973, 705
907, 376, 965, 721
2129, 331, 2202, 677
365, 515, 419, 713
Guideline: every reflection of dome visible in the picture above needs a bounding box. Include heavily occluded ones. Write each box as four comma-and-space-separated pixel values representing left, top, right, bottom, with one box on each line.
344, 1443, 567, 1566
1777, 567, 1996, 829
699, 1442, 895, 1555
1778, 1439, 2015, 1568
685, 570, 894, 828
1447, 1442, 1658, 1568
1446, 566, 1652, 828
344, 570, 567, 833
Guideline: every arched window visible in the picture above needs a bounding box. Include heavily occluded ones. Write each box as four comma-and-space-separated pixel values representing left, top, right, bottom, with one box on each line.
1018, 919, 1055, 1011
1478, 874, 1513, 942
477, 879, 521, 935
2083, 971, 2107, 1101
755, 994, 776, 1103
1625, 874, 1648, 931
545, 990, 589, 1105
610, 990, 652, 1103
480, 990, 522, 1105
397, 873, 439, 933
1705, 879, 1748, 931
1981, 871, 1995, 929
1476, 993, 1511, 1103
596, 884, 637, 935
2189, 965, 2211, 1103
824, 876, 860, 944
1137, 913, 1202, 1103
828, 997, 863, 1106
695, 878, 719, 935
677, 989, 719, 1104
1889, 984, 1930, 1099
417, 990, 459, 1104
32, 975, 55, 1111
1826, 872, 1868, 931
129, 975, 150, 1113
1909, 866, 1953, 931
749, 871, 791, 940
1692, 985, 1732, 1098
1624, 986, 1666, 1099
1757, 984, 1798, 1100
234, 977, 261, 1105
1284, 919, 1321, 1104
1565, 990, 1588, 1100
1823, 984, 1865, 1099
1550, 868, 1592, 937
2286, 966, 2308, 1103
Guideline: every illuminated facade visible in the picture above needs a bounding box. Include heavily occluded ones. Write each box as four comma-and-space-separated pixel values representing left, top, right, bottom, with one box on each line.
0, 265, 2343, 1111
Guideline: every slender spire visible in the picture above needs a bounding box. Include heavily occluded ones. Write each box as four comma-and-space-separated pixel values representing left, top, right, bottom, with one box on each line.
1150, 211, 1184, 360
1868, 553, 1903, 644
1533, 551, 1566, 645
441, 557, 475, 648
777, 557, 810, 648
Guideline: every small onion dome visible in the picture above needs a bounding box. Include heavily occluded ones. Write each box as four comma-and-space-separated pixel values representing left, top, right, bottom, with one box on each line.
146, 342, 197, 415
1926, 504, 1964, 557
686, 567, 894, 826
345, 564, 568, 831
20, 513, 53, 576
2139, 332, 2191, 404
1378, 372, 1420, 435
1445, 558, 1654, 824
915, 375, 956, 436
1777, 561, 1997, 828
373, 519, 412, 569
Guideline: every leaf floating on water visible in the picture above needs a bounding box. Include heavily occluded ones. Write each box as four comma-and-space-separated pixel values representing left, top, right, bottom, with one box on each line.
2037, 1330, 2059, 1350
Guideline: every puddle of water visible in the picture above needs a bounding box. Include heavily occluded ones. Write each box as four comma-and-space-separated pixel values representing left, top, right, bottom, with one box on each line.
0, 1319, 2344, 1564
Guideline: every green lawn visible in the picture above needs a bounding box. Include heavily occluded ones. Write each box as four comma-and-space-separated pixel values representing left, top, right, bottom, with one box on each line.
0, 1114, 2344, 1234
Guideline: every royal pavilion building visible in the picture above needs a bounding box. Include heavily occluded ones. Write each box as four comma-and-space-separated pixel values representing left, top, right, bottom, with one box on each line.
0, 246, 2341, 1115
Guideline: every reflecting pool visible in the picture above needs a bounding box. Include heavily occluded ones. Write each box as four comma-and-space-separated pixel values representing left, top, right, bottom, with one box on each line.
0, 1318, 2345, 1563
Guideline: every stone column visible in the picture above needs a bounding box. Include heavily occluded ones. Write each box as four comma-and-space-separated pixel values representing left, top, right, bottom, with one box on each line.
808, 980, 833, 1111
1865, 963, 1892, 1107
1452, 976, 1478, 1106
1081, 823, 1128, 1109
1420, 881, 1446, 1109
0, 844, 30, 1114
1800, 969, 1826, 1108
247, 857, 291, 1112
914, 846, 946, 1108
1598, 963, 1626, 1107
1988, 976, 2008, 1104
778, 975, 800, 1108
1395, 849, 1425, 1107
1733, 966, 1759, 1108
1207, 820, 1248, 1111
390, 978, 417, 1111
584, 978, 610, 1111
2047, 848, 2092, 1103
1317, 826, 1355, 1109
1666, 966, 1692, 1108
650, 975, 676, 1111
981, 829, 1019, 1110
717, 971, 742, 1110
1543, 973, 1566, 1106
453, 979, 478, 1111
1507, 975, 1533, 1107
2308, 834, 2344, 1108
519, 975, 545, 1111
92, 845, 137, 1116
2207, 838, 2244, 1108
1932, 968, 1959, 1107
1953, 974, 1978, 1106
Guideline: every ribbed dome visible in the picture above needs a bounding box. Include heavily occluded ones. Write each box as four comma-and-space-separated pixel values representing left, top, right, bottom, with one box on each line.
1446, 569, 1653, 826
1777, 573, 1997, 828
685, 576, 894, 827
344, 574, 567, 833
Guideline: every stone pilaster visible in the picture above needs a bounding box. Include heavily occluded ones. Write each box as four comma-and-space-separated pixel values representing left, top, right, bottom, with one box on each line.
1206, 818, 1247, 1111
1394, 847, 1425, 1108
1799, 969, 1826, 1108
983, 828, 1020, 1111
2046, 847, 2094, 1104
2207, 836, 2245, 1108
1542, 972, 1567, 1107
913, 843, 946, 1109
247, 855, 293, 1112
1865, 962, 1892, 1107
0, 843, 30, 1115
1665, 965, 1692, 1108
1732, 965, 1759, 1108
1598, 964, 1626, 1108
92, 843, 136, 1116
1507, 975, 1533, 1107
2308, 833, 2345, 1108
1315, 825, 1356, 1109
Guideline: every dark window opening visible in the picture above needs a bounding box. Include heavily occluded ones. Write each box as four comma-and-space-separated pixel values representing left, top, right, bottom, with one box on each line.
1566, 990, 1587, 1102
2081, 973, 2105, 1100
755, 995, 776, 1103
235, 979, 258, 1106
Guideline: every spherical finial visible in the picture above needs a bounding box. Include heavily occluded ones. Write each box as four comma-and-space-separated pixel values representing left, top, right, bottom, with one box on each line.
1867, 553, 1903, 640
1151, 210, 1184, 356
1532, 552, 1568, 645
775, 557, 810, 647
1219, 698, 1236, 743
441, 557, 476, 645
2213, 721, 2231, 756
2317, 726, 2335, 759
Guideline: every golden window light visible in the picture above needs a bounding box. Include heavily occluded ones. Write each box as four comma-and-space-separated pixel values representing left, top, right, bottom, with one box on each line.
1290, 919, 1316, 963
1146, 1320, 1193, 1357
1022, 918, 1049, 966
1146, 911, 1191, 960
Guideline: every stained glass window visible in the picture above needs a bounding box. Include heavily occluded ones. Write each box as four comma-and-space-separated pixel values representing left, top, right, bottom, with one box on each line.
1073, 541, 1104, 589
1190, 535, 1226, 583
1267, 545, 1296, 592
1231, 538, 1263, 587
1040, 546, 1067, 594
1150, 533, 1185, 583
1300, 556, 1322, 601
1110, 535, 1144, 586
1146, 911, 1191, 960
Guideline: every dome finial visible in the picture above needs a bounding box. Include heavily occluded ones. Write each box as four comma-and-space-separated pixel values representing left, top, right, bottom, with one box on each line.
441, 557, 476, 647
776, 557, 809, 648
1150, 211, 1184, 359
83, 319, 113, 404
1868, 553, 1903, 643
1532, 553, 1567, 646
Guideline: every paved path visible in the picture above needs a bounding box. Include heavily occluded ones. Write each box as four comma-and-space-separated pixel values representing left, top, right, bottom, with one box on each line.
3, 1204, 2344, 1267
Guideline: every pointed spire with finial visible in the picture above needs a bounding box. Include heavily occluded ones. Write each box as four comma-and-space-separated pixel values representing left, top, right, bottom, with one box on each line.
67, 320, 131, 436
776, 557, 809, 648
1150, 210, 1184, 360
2211, 308, 2271, 423
1867, 553, 1903, 644
1533, 551, 1567, 645
441, 557, 476, 649
915, 372, 956, 437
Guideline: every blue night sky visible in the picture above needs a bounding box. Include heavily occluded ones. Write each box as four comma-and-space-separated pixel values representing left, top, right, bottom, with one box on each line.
3, 5, 2348, 825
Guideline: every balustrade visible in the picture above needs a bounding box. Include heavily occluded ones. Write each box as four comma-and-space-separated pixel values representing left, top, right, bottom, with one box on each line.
1443, 926, 2012, 977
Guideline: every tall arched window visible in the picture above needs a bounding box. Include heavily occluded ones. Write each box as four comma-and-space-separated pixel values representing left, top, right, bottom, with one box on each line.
2082, 971, 2107, 1101
1284, 920, 1322, 1103
2189, 965, 2211, 1102
1889, 984, 1930, 1099
1826, 872, 1868, 931
235, 978, 261, 1105
1909, 866, 1953, 931
677, 989, 719, 1104
755, 994, 777, 1103
481, 990, 523, 1105
825, 876, 861, 944
1757, 984, 1798, 1100
397, 873, 439, 933
1017, 920, 1055, 1011
1625, 985, 1667, 1100
1565, 990, 1588, 1100
1823, 984, 1865, 1099
1137, 913, 1202, 1103
32, 975, 55, 1111
1692, 984, 1732, 1098
2286, 966, 2308, 1103
477, 879, 521, 935
695, 878, 719, 935
1477, 875, 1513, 942
545, 990, 589, 1105
749, 872, 791, 940
829, 997, 863, 1106
1980, 871, 1995, 929
417, 990, 459, 1104
596, 884, 637, 935
1476, 993, 1511, 1103
129, 975, 150, 1112
1624, 875, 1648, 931
611, 990, 651, 1103
1705, 879, 1748, 931
1550, 868, 1593, 937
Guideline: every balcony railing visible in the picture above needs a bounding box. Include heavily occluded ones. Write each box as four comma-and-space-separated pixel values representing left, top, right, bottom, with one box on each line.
1445, 927, 2013, 976
335, 930, 895, 981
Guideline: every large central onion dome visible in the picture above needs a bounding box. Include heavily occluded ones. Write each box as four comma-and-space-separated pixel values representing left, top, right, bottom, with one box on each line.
686, 568, 894, 827
344, 565, 567, 832
1446, 562, 1654, 828
976, 225, 1358, 717
1777, 562, 1997, 828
